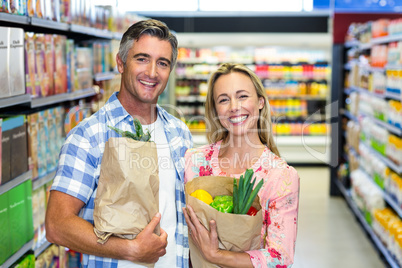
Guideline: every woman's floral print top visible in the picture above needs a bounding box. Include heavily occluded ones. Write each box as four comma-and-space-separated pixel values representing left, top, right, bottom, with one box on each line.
184, 140, 300, 268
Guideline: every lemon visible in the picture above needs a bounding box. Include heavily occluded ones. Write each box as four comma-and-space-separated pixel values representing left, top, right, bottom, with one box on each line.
190, 189, 213, 205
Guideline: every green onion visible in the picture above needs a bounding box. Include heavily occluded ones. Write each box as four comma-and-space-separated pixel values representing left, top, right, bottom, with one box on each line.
233, 169, 263, 215
233, 178, 239, 214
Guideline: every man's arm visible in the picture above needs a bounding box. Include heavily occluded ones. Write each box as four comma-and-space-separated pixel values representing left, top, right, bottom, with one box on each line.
45, 190, 168, 263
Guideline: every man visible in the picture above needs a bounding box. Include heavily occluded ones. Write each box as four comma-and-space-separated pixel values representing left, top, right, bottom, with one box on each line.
45, 19, 192, 268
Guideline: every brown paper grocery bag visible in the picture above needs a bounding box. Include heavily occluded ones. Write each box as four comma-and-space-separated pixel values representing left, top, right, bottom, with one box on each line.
93, 137, 160, 243
185, 176, 262, 268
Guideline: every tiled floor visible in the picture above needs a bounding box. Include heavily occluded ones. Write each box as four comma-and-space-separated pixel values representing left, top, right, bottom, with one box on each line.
292, 167, 386, 268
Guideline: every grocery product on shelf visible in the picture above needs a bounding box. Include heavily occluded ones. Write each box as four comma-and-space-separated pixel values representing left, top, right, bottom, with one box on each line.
1, 115, 28, 185
0, 26, 26, 99
372, 207, 402, 266
339, 18, 402, 268
350, 169, 385, 225
9, 27, 25, 98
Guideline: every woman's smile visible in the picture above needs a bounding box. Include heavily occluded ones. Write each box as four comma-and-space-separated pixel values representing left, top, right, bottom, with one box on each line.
229, 115, 248, 124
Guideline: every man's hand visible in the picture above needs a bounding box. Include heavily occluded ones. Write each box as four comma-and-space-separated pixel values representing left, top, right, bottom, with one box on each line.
130, 212, 168, 263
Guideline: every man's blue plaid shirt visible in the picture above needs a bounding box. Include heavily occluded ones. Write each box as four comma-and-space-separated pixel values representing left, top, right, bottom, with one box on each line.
51, 92, 193, 268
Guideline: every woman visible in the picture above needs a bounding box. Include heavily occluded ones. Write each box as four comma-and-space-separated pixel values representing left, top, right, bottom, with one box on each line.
183, 63, 299, 268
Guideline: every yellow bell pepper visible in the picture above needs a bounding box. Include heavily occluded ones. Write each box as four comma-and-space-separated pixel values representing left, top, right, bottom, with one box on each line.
190, 189, 213, 205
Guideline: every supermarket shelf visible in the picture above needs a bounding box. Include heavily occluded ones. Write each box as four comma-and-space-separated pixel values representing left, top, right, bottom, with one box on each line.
344, 88, 353, 95
385, 64, 402, 70
350, 63, 385, 73
344, 40, 360, 48
0, 94, 31, 109
69, 87, 98, 101
31, 17, 69, 31
276, 135, 329, 146
348, 86, 386, 99
94, 72, 118, 82
273, 113, 327, 122
175, 74, 210, 80
192, 134, 329, 146
30, 88, 97, 108
34, 239, 52, 257
0, 12, 29, 24
359, 42, 372, 51
369, 67, 386, 73
340, 108, 359, 122
268, 95, 327, 100
176, 95, 206, 102
31, 93, 70, 108
113, 32, 123, 40
176, 75, 328, 82
385, 91, 401, 101
334, 179, 400, 268
261, 77, 329, 82
347, 145, 359, 158
360, 142, 402, 174
0, 170, 32, 196
347, 34, 402, 50
0, 239, 34, 268
359, 169, 402, 218
359, 113, 402, 136
346, 85, 401, 105
0, 14, 120, 40
32, 171, 56, 191
70, 24, 113, 39
178, 58, 253, 65
192, 134, 331, 164
371, 33, 402, 45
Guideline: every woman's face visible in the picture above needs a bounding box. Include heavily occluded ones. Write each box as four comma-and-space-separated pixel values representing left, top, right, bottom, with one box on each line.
213, 72, 264, 138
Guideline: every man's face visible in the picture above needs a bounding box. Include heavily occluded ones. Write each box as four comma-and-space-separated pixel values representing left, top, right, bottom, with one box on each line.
117, 34, 172, 105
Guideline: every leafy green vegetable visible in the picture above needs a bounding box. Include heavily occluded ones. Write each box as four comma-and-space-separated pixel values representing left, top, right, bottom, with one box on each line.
108, 118, 151, 142
233, 169, 263, 215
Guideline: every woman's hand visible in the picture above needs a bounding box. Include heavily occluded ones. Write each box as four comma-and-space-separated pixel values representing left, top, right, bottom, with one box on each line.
182, 204, 221, 263
183, 205, 254, 268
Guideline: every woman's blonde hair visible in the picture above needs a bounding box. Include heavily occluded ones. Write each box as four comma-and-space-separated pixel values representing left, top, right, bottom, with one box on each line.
205, 63, 280, 157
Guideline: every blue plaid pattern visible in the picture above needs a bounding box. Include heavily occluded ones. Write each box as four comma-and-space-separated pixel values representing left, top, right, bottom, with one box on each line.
51, 92, 192, 268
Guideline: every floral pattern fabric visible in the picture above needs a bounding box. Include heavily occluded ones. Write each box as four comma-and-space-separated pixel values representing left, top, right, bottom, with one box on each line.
184, 140, 300, 268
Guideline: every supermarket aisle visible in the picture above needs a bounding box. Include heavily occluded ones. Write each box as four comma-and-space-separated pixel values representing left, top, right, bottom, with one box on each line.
292, 167, 386, 268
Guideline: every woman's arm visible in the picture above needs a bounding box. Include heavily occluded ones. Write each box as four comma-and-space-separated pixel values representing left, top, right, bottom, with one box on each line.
183, 205, 253, 268
246, 166, 300, 268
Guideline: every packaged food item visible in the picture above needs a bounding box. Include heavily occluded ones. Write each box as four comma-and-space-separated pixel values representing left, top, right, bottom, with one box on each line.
37, 110, 48, 177
27, 0, 35, 17
66, 39, 75, 93
34, 33, 50, 97
47, 108, 57, 172
25, 32, 40, 98
27, 113, 39, 180
0, 189, 11, 265
44, 34, 55, 95
53, 34, 67, 94
35, 0, 44, 18
75, 47, 93, 90
0, 27, 10, 99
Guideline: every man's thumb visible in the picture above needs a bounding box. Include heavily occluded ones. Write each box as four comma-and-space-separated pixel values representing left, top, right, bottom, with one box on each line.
145, 212, 161, 232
